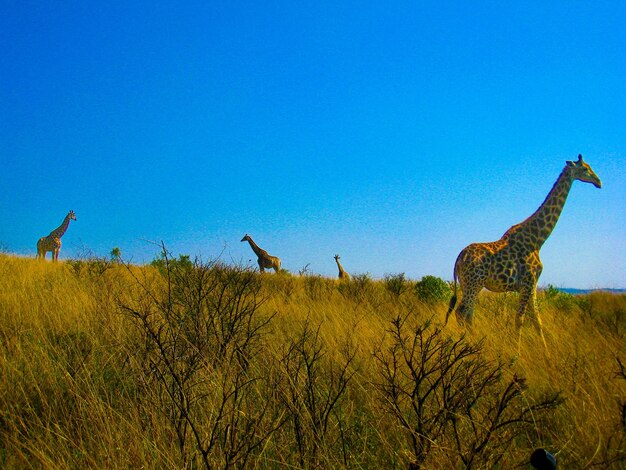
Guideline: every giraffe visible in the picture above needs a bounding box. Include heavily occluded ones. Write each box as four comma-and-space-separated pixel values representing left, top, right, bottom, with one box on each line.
334, 254, 351, 280
36, 210, 77, 261
241, 234, 281, 273
445, 155, 601, 346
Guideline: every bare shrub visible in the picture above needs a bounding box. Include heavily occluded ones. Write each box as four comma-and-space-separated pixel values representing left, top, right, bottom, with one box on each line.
120, 247, 282, 468
384, 272, 410, 297
581, 356, 626, 467
298, 263, 312, 276
585, 293, 626, 339
599, 356, 626, 467
304, 274, 332, 301
277, 318, 358, 468
66, 244, 113, 278
337, 273, 375, 303
373, 315, 562, 469
618, 357, 626, 432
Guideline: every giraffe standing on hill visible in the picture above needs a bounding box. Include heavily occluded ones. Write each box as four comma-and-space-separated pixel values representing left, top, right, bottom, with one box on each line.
36, 210, 77, 261
445, 155, 601, 345
241, 234, 281, 273
334, 254, 351, 280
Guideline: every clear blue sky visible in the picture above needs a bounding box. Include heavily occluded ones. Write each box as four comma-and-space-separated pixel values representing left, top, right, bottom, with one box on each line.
1, 1, 624, 288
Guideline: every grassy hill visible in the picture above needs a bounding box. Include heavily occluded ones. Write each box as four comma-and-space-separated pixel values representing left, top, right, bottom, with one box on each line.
1, 254, 624, 468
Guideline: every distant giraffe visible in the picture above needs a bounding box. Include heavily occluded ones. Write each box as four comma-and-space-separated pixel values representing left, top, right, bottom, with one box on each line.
445, 155, 601, 346
241, 234, 281, 273
334, 254, 351, 280
37, 210, 77, 261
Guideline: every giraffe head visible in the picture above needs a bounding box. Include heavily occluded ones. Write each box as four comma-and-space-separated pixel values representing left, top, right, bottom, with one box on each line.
334, 254, 340, 261
68, 210, 77, 221
241, 234, 250, 242
566, 155, 602, 188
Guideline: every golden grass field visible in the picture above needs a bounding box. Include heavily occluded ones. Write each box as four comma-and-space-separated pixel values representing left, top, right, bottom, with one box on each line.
0, 254, 624, 468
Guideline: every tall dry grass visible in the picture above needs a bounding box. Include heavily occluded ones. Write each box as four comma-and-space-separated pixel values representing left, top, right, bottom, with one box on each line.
0, 253, 624, 468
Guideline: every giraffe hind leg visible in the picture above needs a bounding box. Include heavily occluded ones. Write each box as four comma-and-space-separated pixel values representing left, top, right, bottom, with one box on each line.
456, 302, 474, 326
455, 287, 479, 327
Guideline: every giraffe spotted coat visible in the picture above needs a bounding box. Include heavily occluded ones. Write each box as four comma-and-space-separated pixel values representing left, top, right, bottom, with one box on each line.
445, 155, 601, 345
241, 234, 281, 273
37, 210, 77, 261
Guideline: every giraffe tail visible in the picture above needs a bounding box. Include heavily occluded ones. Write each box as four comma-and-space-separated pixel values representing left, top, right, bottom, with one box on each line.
445, 261, 459, 325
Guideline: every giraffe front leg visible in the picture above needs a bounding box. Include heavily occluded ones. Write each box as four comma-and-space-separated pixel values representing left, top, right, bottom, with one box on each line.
516, 286, 547, 350
526, 289, 547, 349
515, 289, 532, 353
517, 254, 546, 348
515, 289, 531, 331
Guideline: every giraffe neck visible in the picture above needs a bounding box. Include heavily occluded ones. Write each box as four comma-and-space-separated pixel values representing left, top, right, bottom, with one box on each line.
335, 258, 345, 275
245, 237, 265, 257
49, 214, 72, 238
507, 166, 574, 249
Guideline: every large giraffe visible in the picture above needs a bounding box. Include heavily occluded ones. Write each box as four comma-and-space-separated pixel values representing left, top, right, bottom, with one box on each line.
445, 155, 601, 344
241, 234, 281, 273
36, 210, 77, 261
334, 254, 351, 280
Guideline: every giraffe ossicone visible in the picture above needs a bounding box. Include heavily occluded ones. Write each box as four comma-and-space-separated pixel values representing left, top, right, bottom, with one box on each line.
241, 234, 281, 273
445, 155, 601, 347
36, 210, 77, 261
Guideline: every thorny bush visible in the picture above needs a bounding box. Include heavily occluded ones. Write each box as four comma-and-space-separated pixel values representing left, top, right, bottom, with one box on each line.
373, 315, 563, 469
120, 248, 282, 468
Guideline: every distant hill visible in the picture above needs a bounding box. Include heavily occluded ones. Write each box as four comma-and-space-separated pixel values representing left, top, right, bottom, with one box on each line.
553, 287, 626, 295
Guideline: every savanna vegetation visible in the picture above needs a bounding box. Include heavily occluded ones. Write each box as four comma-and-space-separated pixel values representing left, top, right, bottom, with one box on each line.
0, 252, 624, 468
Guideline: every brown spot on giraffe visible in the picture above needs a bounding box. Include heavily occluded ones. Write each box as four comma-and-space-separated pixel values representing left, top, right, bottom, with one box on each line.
36, 210, 77, 261
445, 155, 601, 346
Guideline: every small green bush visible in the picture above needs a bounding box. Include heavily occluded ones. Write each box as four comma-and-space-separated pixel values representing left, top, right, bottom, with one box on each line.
150, 252, 193, 275
414, 275, 452, 304
544, 284, 561, 300
110, 247, 122, 262
543, 285, 577, 312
